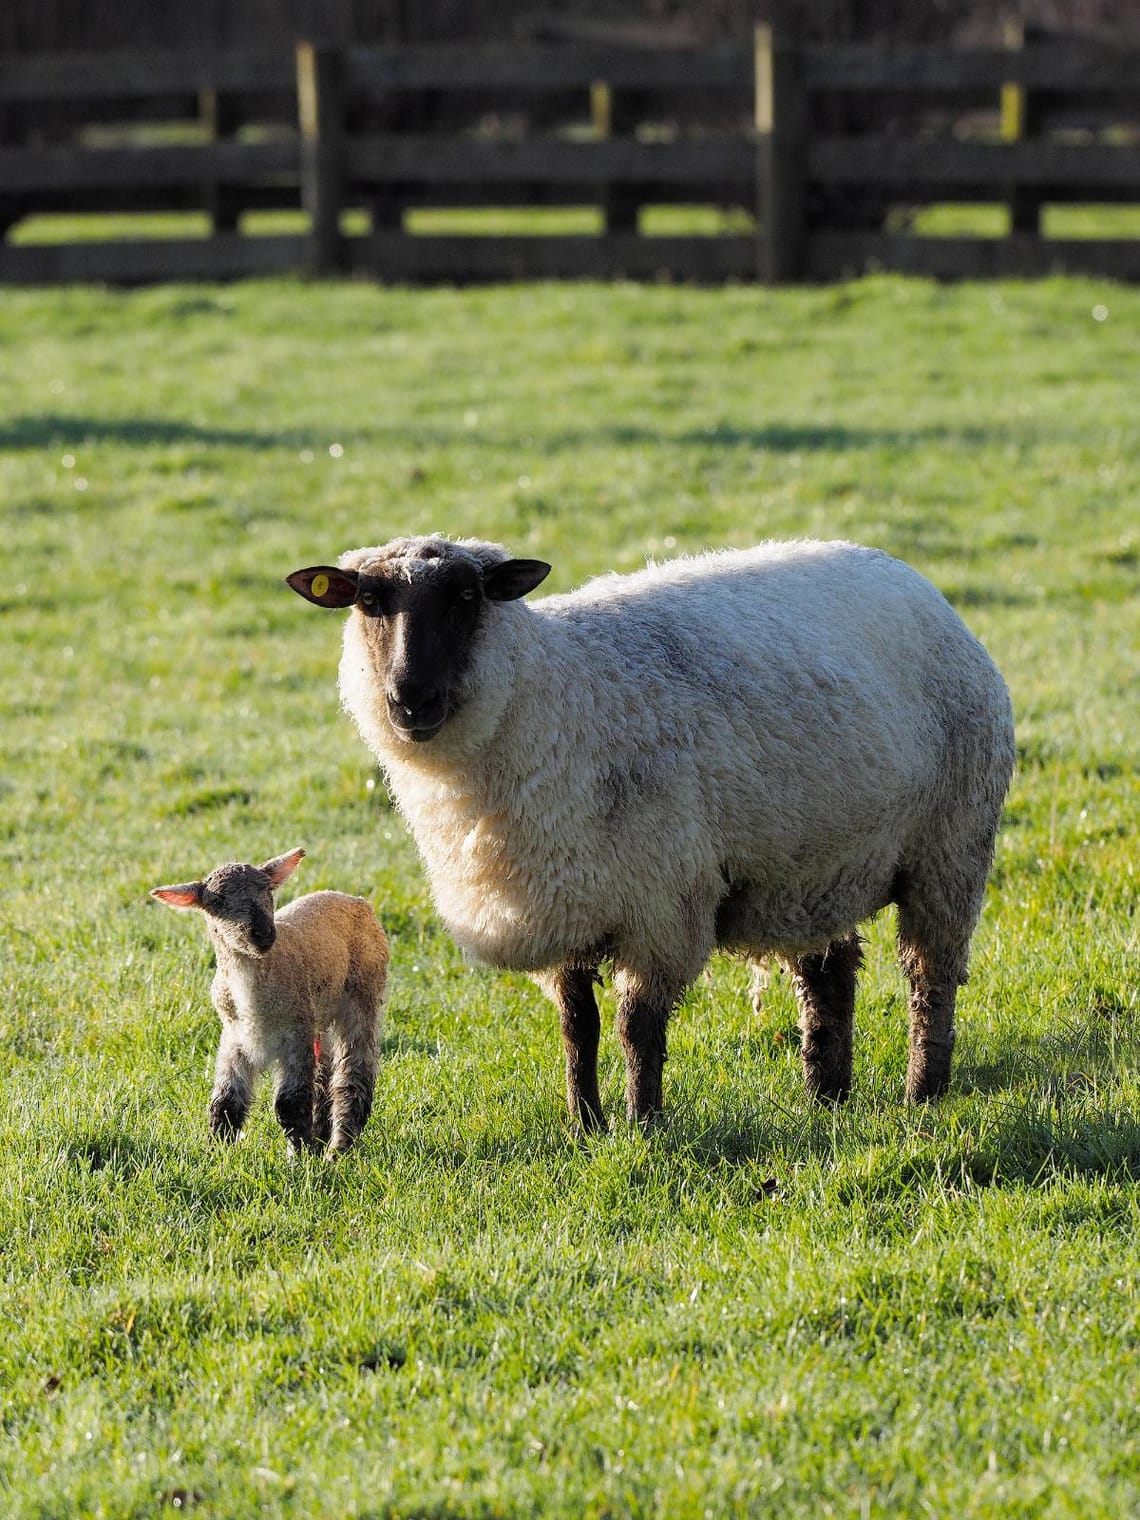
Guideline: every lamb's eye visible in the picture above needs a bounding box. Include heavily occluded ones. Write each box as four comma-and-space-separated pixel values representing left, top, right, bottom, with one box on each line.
459, 588, 476, 603
359, 591, 376, 609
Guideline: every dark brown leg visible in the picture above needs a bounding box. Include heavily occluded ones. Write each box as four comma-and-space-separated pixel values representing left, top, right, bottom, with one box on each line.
274, 1035, 317, 1154
896, 888, 973, 1103
209, 1028, 254, 1140
616, 990, 670, 1126
904, 974, 957, 1102
791, 934, 862, 1104
312, 1044, 333, 1144
551, 965, 606, 1132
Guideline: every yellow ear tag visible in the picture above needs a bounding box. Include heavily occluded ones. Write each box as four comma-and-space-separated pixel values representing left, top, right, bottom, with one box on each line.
311, 573, 330, 598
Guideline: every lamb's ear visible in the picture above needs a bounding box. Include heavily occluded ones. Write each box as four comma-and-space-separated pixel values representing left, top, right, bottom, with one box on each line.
286, 567, 359, 608
261, 847, 305, 888
151, 883, 204, 910
483, 559, 552, 602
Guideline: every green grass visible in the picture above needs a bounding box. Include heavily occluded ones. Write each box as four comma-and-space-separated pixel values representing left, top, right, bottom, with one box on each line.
11, 202, 1140, 244
1, 274, 1137, 1519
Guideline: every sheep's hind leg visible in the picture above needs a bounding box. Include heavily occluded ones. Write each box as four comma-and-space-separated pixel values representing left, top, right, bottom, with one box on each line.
898, 915, 969, 1103
614, 969, 681, 1127
546, 965, 606, 1133
791, 934, 862, 1104
208, 1026, 255, 1140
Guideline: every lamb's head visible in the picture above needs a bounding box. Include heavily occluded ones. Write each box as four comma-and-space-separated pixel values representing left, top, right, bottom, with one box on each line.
287, 536, 550, 743
150, 848, 305, 957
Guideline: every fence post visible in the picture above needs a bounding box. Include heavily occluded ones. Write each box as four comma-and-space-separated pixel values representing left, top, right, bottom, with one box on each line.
755, 22, 806, 283
1002, 18, 1043, 236
296, 40, 346, 275
591, 81, 640, 234
199, 87, 241, 234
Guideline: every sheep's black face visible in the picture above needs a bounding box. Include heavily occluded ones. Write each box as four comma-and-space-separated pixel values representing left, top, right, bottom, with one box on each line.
287, 544, 552, 744
364, 559, 486, 743
201, 863, 278, 956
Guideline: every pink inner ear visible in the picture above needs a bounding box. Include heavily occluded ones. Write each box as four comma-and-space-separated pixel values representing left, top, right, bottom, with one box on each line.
152, 886, 201, 909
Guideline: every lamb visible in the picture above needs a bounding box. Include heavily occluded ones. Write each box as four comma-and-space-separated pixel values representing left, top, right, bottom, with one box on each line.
151, 848, 388, 1154
287, 536, 1014, 1132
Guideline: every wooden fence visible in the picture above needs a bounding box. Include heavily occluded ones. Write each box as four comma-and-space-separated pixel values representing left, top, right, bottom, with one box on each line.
0, 29, 1137, 285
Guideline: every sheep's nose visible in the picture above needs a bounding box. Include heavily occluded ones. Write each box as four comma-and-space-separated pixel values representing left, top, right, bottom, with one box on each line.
387, 683, 445, 735
252, 924, 276, 954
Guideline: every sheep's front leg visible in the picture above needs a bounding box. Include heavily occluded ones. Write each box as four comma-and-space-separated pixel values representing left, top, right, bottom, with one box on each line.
547, 965, 605, 1133
209, 1025, 254, 1141
273, 1033, 318, 1153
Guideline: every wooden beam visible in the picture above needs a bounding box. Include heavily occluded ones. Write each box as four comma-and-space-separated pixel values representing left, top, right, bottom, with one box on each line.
807, 139, 1140, 193
0, 234, 305, 284
346, 135, 755, 188
353, 231, 757, 283
0, 49, 296, 103
808, 231, 1140, 281
802, 41, 1140, 94
344, 42, 753, 95
0, 141, 297, 194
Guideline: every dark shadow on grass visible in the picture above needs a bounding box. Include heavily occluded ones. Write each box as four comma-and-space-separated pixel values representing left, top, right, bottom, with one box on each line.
0, 413, 315, 453
2, 413, 1020, 459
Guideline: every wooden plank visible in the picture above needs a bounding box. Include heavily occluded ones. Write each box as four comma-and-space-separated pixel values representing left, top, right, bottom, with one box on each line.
803, 42, 1140, 94
807, 138, 1140, 193
345, 42, 753, 95
808, 231, 1140, 281
0, 234, 305, 285
0, 141, 297, 193
0, 49, 296, 103
346, 135, 755, 187
8, 183, 302, 216
350, 231, 757, 283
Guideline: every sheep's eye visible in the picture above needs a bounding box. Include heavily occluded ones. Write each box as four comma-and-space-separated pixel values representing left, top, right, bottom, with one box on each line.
359, 591, 376, 608
459, 588, 476, 603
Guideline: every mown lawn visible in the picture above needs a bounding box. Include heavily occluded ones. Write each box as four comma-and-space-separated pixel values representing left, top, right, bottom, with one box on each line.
0, 274, 1137, 1519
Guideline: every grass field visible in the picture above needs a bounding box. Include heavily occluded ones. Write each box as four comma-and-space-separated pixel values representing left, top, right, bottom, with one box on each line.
1, 273, 1137, 1519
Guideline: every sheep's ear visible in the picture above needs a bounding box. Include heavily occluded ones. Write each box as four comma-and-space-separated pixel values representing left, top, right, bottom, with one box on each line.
483, 559, 552, 602
261, 847, 305, 888
151, 883, 204, 910
286, 567, 359, 608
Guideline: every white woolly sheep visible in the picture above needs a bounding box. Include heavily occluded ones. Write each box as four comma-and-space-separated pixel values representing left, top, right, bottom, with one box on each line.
287, 537, 1014, 1131
151, 848, 388, 1153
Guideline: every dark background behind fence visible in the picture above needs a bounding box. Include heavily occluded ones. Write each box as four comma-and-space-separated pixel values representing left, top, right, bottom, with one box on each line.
1, 5, 1137, 286
5, 0, 1140, 53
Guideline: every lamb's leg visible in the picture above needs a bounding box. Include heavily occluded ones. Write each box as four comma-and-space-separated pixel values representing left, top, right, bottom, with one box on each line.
273, 1033, 318, 1153
791, 934, 862, 1104
208, 1026, 255, 1140
614, 969, 679, 1127
327, 1032, 377, 1155
312, 1041, 333, 1145
548, 965, 605, 1133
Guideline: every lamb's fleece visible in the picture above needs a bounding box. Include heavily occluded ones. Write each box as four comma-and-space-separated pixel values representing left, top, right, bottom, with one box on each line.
337, 538, 1014, 989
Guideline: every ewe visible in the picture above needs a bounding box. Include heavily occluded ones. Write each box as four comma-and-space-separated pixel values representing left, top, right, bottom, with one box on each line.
289, 537, 1014, 1131
152, 848, 388, 1153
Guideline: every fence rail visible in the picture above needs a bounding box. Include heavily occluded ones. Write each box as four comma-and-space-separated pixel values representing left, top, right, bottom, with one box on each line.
0, 29, 1137, 286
